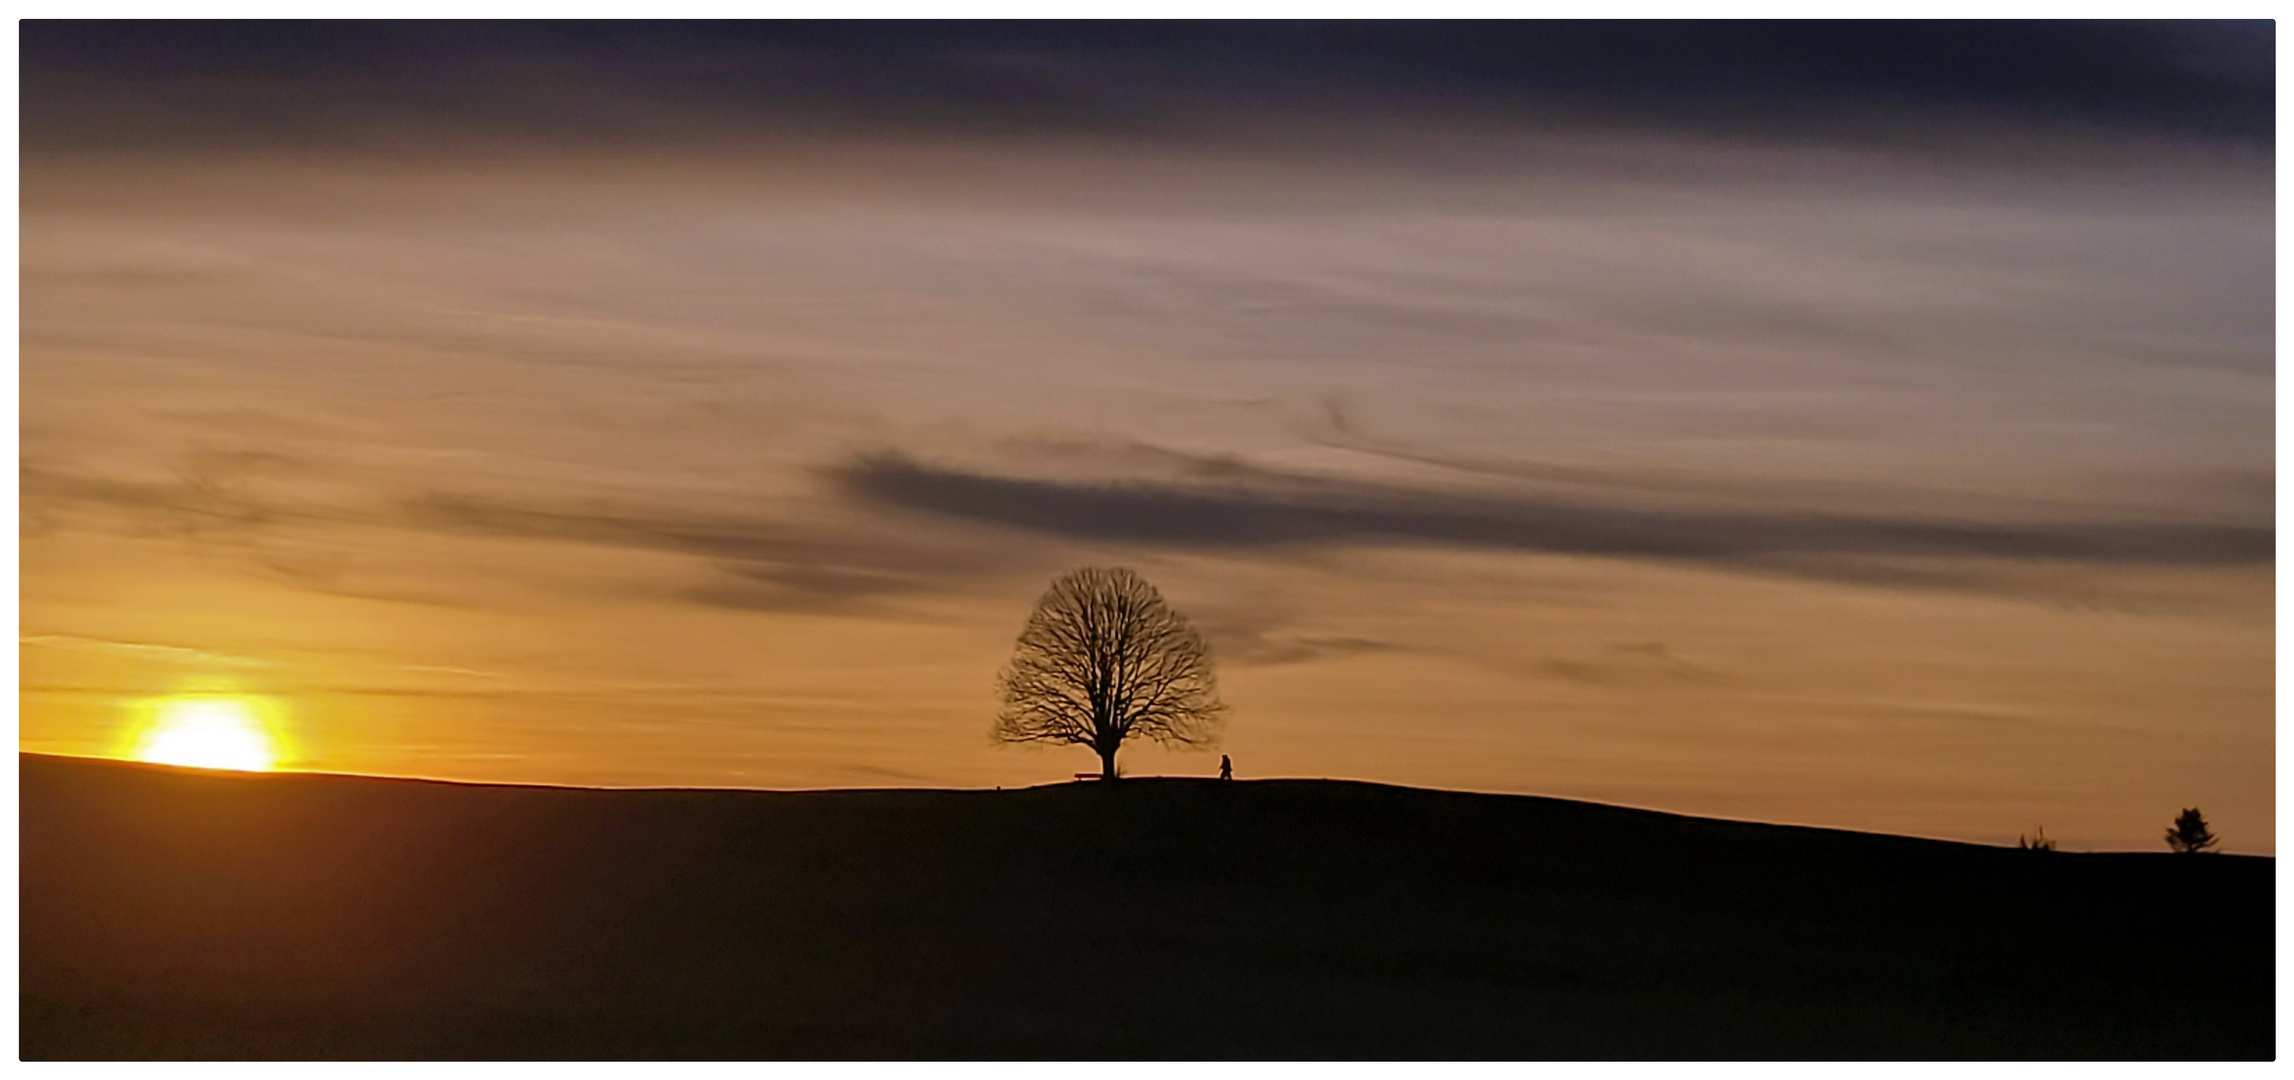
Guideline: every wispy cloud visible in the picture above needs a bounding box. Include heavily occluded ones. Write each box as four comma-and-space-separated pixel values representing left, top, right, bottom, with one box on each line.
19, 633, 278, 668
399, 489, 1039, 612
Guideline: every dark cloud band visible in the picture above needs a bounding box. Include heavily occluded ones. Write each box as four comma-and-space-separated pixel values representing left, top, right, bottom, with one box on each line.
832, 453, 2271, 568
22, 21, 2273, 152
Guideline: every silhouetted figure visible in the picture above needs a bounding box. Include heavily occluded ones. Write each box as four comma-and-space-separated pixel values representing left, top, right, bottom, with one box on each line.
2166, 807, 2219, 853
1219, 754, 1232, 781
993, 567, 1228, 781
2018, 826, 2056, 852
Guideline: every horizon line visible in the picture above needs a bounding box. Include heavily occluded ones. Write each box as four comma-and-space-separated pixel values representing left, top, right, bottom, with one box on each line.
21, 750, 2265, 860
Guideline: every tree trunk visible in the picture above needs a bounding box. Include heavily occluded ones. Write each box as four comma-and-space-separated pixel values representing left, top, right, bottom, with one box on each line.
1099, 746, 1118, 782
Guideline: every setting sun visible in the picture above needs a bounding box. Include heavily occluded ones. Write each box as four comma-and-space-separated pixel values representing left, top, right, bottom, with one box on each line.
131, 697, 282, 772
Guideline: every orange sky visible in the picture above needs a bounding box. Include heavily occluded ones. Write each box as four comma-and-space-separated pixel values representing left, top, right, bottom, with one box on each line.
19, 64, 2274, 853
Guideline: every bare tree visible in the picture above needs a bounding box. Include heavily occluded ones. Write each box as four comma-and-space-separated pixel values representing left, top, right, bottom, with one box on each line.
2166, 807, 2219, 853
995, 566, 1227, 780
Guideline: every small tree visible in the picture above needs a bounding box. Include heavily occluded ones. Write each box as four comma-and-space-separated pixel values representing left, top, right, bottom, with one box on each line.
2165, 808, 2219, 854
994, 566, 1227, 780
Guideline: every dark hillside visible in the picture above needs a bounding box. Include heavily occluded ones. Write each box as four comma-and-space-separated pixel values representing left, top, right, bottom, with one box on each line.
19, 753, 2273, 1059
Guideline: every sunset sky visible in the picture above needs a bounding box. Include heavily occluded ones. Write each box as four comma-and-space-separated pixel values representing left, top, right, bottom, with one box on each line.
18, 22, 2274, 852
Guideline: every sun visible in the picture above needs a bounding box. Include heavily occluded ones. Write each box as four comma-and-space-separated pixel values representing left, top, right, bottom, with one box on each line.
131, 697, 282, 772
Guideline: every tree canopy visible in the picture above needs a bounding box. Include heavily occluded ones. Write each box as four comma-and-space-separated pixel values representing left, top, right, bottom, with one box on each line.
2166, 808, 2219, 854
994, 566, 1226, 780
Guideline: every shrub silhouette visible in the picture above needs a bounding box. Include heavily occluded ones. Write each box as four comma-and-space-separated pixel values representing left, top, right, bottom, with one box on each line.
2017, 826, 2057, 852
2166, 808, 2219, 853
994, 566, 1227, 780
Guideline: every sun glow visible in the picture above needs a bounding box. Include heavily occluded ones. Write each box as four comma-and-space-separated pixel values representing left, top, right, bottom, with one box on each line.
131, 697, 282, 772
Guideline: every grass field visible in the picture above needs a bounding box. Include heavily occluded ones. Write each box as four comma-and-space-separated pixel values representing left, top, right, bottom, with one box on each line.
19, 752, 2273, 1059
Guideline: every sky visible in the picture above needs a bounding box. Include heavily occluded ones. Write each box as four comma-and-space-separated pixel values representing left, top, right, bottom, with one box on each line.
18, 22, 2275, 852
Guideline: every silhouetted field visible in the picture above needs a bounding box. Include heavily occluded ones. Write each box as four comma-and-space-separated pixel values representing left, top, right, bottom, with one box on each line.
19, 752, 2272, 1059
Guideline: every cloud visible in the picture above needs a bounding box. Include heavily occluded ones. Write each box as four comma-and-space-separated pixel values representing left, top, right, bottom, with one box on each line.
19, 633, 278, 669
679, 561, 951, 617
22, 23, 2272, 156
1534, 642, 1730, 689
1183, 602, 1398, 668
22, 456, 1044, 614
402, 490, 838, 563
25, 423, 2272, 626
20, 461, 288, 538
828, 452, 2271, 575
399, 489, 1031, 611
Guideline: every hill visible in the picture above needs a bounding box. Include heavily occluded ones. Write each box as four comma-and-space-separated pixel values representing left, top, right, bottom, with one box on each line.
18, 752, 2273, 1059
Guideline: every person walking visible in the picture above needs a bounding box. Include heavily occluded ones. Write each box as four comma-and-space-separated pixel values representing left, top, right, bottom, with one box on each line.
1219, 754, 1233, 781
